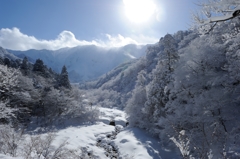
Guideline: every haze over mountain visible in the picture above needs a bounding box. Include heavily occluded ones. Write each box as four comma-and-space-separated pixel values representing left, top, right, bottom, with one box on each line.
8, 44, 148, 82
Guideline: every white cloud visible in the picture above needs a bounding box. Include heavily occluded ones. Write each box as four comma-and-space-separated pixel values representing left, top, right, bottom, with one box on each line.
103, 34, 138, 47
0, 27, 158, 51
0, 28, 99, 51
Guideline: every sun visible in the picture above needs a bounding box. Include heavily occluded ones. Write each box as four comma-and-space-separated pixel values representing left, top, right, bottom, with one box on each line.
123, 0, 156, 23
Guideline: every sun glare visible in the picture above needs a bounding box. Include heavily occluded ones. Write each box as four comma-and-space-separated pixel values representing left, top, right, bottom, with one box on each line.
123, 0, 156, 23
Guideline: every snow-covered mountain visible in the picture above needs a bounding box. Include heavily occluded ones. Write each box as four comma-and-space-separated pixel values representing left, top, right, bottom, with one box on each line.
0, 47, 19, 60
8, 44, 148, 82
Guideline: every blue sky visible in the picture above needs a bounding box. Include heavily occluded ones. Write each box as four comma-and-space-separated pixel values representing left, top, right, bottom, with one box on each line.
0, 0, 200, 50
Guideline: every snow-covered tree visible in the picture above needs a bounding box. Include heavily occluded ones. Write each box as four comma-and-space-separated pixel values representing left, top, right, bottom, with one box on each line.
157, 33, 240, 158
33, 59, 44, 72
125, 70, 147, 128
145, 45, 161, 74
0, 102, 16, 124
36, 87, 67, 125
33, 59, 50, 78
20, 56, 30, 76
144, 34, 179, 134
161, 34, 179, 72
58, 65, 71, 89
66, 86, 99, 121
0, 125, 23, 157
0, 65, 19, 124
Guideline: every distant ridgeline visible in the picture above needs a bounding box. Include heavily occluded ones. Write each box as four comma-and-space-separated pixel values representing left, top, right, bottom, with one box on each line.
8, 44, 148, 82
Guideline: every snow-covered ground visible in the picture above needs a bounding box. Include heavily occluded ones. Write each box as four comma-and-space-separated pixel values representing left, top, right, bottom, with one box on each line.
0, 155, 23, 159
0, 107, 179, 159
114, 127, 179, 159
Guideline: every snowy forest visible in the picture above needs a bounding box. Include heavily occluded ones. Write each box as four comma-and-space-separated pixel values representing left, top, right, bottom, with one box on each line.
1, 0, 240, 158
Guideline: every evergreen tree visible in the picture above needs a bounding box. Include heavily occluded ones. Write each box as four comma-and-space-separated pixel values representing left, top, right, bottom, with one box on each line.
58, 65, 71, 89
21, 57, 28, 70
12, 59, 21, 68
33, 59, 44, 72
4, 58, 10, 67
33, 59, 49, 77
0, 57, 3, 65
20, 57, 30, 76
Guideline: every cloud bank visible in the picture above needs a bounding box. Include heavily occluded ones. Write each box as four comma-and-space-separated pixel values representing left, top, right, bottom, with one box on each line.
0, 28, 158, 51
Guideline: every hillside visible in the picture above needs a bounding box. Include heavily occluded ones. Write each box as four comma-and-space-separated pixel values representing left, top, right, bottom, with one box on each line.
83, 30, 197, 109
81, 19, 240, 158
0, 47, 19, 61
8, 44, 148, 82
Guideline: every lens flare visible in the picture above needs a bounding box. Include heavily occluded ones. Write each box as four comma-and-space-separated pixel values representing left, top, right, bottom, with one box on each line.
123, 0, 156, 23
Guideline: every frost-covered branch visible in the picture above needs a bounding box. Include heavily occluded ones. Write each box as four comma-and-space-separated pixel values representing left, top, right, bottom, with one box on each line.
0, 102, 16, 121
196, 9, 240, 24
194, 0, 240, 33
0, 65, 19, 123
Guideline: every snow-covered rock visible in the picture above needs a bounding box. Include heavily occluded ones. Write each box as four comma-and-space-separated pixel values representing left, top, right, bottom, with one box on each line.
99, 107, 127, 127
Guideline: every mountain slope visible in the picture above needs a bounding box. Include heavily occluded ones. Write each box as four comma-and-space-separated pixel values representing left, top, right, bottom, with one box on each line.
8, 44, 148, 82
82, 23, 240, 158
0, 47, 19, 60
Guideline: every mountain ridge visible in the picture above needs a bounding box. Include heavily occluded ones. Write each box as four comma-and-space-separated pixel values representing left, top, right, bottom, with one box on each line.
8, 44, 149, 82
